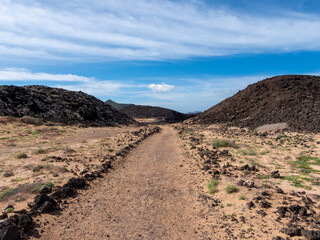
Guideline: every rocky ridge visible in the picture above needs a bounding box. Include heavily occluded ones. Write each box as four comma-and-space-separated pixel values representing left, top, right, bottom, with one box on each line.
0, 85, 134, 126
193, 75, 320, 133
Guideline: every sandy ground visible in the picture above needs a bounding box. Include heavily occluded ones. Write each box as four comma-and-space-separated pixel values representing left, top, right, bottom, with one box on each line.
2, 118, 320, 239
31, 126, 208, 240
176, 123, 320, 239
0, 116, 151, 211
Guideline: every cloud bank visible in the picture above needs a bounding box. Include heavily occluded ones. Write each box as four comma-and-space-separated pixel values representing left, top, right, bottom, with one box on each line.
1, 0, 320, 61
0, 68, 125, 96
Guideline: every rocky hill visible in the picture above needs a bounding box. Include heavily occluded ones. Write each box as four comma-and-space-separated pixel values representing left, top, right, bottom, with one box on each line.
120, 104, 189, 123
0, 85, 134, 126
105, 99, 132, 110
193, 75, 320, 132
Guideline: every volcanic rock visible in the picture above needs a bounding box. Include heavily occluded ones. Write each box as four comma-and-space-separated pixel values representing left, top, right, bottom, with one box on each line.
0, 85, 134, 126
0, 226, 19, 240
193, 75, 320, 132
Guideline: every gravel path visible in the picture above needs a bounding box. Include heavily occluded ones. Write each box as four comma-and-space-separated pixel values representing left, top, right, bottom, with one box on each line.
34, 126, 204, 240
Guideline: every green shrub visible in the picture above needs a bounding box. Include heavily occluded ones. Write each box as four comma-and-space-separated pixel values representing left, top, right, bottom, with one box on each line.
31, 181, 54, 194
65, 147, 76, 153
276, 134, 287, 140
208, 179, 219, 194
239, 195, 246, 200
292, 155, 320, 171
201, 150, 211, 156
31, 131, 41, 135
5, 207, 14, 212
225, 185, 238, 194
281, 175, 313, 190
3, 170, 14, 177
15, 152, 27, 159
212, 140, 238, 149
32, 165, 44, 172
0, 188, 14, 201
37, 148, 46, 154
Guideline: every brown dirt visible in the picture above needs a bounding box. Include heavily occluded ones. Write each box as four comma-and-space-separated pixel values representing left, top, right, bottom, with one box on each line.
0, 116, 150, 211
176, 123, 320, 239
32, 126, 207, 240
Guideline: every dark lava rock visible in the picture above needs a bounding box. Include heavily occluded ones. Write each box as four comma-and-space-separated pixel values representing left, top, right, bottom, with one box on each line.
260, 199, 272, 208
247, 201, 255, 209
51, 186, 76, 200
63, 177, 86, 189
257, 210, 267, 217
302, 229, 320, 240
192, 75, 320, 133
261, 191, 271, 196
33, 193, 58, 213
202, 165, 211, 171
34, 193, 50, 206
16, 213, 33, 231
302, 196, 315, 205
275, 186, 284, 194
239, 164, 258, 172
281, 225, 303, 237
271, 170, 281, 178
277, 207, 288, 218
40, 186, 52, 194
0, 225, 19, 240
237, 180, 245, 186
289, 205, 307, 216
272, 237, 287, 240
39, 201, 57, 213
0, 85, 135, 126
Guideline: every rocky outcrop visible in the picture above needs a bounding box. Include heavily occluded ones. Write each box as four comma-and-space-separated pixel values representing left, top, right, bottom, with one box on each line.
193, 75, 320, 133
0, 85, 134, 126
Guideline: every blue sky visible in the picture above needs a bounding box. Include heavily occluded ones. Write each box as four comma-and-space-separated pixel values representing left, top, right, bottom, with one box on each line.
1, 0, 320, 113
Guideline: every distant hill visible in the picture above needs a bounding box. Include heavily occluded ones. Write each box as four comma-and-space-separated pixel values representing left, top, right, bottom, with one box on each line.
106, 100, 191, 123
193, 75, 320, 132
0, 85, 135, 126
120, 104, 189, 123
105, 99, 132, 110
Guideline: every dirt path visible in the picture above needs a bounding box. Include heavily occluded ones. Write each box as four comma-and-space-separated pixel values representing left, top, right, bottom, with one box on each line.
34, 126, 206, 240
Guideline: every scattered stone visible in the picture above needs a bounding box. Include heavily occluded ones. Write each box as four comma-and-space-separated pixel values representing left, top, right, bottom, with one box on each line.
275, 186, 284, 194
260, 199, 272, 208
257, 210, 267, 217
301, 229, 320, 240
280, 225, 303, 237
247, 201, 255, 209
277, 207, 288, 218
271, 170, 281, 178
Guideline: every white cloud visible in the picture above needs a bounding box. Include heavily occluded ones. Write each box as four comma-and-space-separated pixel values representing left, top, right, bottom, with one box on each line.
0, 68, 125, 96
1, 0, 320, 61
148, 83, 175, 93
0, 68, 91, 81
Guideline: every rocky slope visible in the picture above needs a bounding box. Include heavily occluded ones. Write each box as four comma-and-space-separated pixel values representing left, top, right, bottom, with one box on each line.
120, 104, 189, 123
105, 99, 132, 111
0, 85, 134, 126
193, 75, 320, 132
